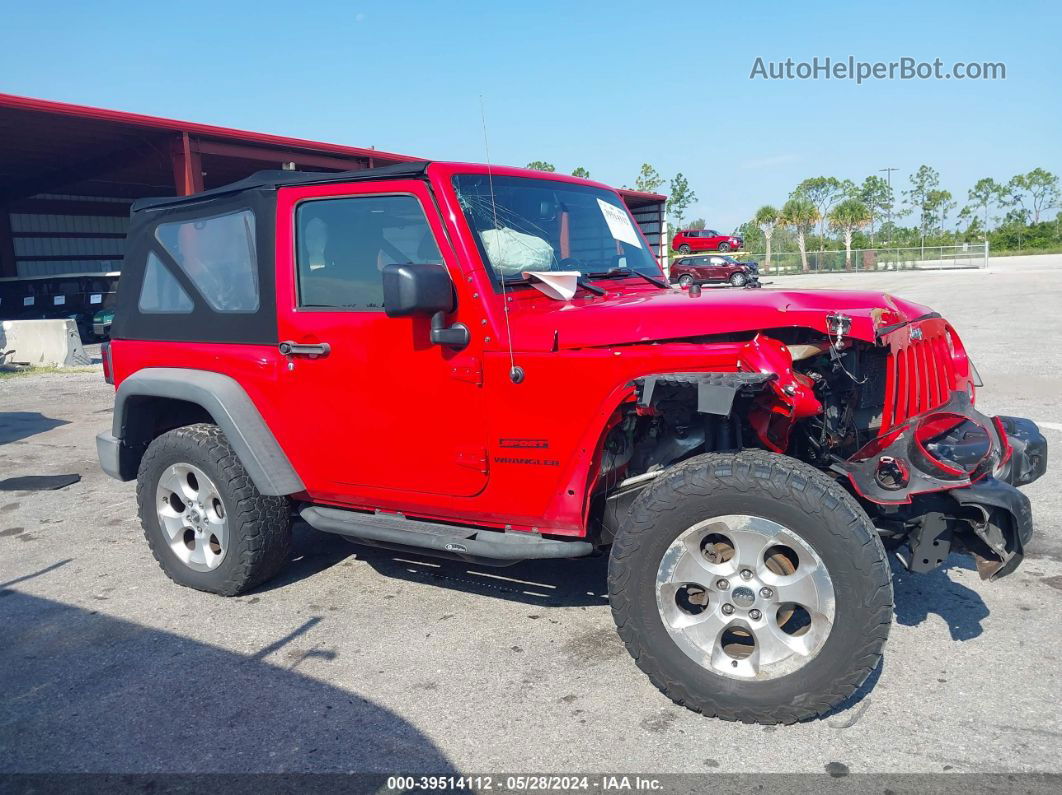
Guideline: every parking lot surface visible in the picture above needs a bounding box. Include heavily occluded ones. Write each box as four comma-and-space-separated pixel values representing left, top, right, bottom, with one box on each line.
2, 255, 1061, 775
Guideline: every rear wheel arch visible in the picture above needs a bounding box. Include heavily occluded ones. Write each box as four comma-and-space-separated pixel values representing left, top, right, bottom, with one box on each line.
111, 368, 304, 496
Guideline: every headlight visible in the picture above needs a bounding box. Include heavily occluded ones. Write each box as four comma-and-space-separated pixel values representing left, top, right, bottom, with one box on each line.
912, 412, 993, 479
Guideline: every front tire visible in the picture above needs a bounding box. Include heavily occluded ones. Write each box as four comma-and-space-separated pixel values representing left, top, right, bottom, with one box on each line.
717, 242, 731, 252
729, 272, 747, 287
608, 451, 892, 724
137, 423, 292, 596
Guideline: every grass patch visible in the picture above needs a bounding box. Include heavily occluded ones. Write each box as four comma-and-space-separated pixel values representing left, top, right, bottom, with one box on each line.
0, 365, 99, 380
987, 246, 1062, 257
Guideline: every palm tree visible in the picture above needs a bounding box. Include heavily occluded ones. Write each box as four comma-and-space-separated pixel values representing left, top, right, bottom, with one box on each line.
754, 205, 780, 273
828, 199, 871, 271
781, 197, 818, 273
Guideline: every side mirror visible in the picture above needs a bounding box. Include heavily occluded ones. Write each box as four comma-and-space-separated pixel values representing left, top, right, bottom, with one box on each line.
382, 263, 455, 317
381, 262, 469, 349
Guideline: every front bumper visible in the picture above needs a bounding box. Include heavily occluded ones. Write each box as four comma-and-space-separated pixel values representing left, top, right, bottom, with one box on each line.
835, 393, 1047, 579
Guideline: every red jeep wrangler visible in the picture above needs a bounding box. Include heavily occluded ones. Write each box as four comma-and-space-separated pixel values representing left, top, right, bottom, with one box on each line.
97, 162, 1046, 724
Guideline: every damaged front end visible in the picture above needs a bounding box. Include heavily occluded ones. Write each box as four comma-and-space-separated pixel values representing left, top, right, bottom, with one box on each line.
833, 390, 1046, 579
597, 308, 1046, 582
803, 314, 1048, 580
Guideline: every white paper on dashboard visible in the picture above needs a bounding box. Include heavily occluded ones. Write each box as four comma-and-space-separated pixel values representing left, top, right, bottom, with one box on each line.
597, 198, 643, 249
522, 270, 582, 301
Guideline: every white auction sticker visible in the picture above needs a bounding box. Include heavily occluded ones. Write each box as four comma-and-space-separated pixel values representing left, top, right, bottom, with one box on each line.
596, 198, 643, 249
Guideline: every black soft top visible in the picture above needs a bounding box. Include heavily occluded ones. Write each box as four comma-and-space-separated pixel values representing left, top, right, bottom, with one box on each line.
131, 161, 431, 213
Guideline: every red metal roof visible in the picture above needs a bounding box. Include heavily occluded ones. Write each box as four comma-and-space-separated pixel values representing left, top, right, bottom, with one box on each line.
0, 92, 421, 164
0, 92, 665, 207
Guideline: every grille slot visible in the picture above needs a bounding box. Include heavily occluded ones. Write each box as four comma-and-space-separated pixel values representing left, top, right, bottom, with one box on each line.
882, 323, 956, 429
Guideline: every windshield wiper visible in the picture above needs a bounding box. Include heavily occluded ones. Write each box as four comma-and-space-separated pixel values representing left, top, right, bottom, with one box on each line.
586, 267, 670, 289
576, 277, 606, 296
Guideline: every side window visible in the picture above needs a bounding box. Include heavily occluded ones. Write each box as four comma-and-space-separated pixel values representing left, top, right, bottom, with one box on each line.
155, 209, 258, 312
296, 195, 442, 311
138, 252, 193, 313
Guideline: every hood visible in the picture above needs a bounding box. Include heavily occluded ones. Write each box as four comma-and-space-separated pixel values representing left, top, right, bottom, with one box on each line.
504, 285, 932, 351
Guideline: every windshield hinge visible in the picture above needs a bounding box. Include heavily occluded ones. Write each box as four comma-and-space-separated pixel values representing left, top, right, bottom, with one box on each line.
450, 359, 483, 386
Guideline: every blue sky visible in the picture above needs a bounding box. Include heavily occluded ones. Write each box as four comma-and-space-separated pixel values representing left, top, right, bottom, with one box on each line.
1, 0, 1059, 230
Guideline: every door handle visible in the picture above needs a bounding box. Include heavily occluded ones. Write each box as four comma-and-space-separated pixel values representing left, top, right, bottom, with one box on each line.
279, 341, 331, 357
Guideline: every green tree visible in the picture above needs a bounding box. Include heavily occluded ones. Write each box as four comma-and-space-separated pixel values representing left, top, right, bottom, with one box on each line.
1007, 168, 1060, 223
571, 166, 591, 178
634, 163, 665, 193
903, 165, 941, 237
781, 197, 818, 273
828, 199, 871, 270
791, 176, 849, 243
686, 218, 706, 230
754, 205, 781, 273
666, 172, 697, 229
525, 161, 556, 172
966, 177, 1005, 240
858, 175, 893, 244
926, 189, 955, 235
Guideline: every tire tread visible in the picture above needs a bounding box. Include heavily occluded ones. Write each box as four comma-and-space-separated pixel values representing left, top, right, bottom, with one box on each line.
136, 423, 291, 596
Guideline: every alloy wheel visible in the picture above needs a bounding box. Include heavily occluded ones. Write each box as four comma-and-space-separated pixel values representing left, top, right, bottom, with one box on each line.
156, 463, 229, 572
655, 514, 835, 680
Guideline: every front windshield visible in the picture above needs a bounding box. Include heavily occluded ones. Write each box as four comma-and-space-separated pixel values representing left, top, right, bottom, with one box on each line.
452, 174, 662, 283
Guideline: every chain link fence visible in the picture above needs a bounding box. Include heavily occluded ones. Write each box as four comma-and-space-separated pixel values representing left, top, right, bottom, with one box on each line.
746, 243, 989, 275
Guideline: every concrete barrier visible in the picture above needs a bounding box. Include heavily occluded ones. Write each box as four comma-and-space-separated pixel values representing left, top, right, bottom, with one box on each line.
0, 319, 91, 368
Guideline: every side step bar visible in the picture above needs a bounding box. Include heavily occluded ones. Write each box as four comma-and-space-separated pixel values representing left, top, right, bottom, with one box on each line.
299, 505, 594, 567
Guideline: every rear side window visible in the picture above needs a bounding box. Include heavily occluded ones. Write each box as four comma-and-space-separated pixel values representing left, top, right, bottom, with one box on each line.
138, 252, 193, 313
295, 195, 442, 311
155, 210, 259, 312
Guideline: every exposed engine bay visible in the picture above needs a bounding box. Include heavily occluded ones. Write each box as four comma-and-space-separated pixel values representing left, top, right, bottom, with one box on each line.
594, 317, 1047, 581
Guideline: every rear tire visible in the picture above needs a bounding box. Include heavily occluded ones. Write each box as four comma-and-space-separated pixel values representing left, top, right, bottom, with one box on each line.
678, 274, 694, 288
137, 423, 292, 596
678, 244, 691, 254
608, 450, 892, 724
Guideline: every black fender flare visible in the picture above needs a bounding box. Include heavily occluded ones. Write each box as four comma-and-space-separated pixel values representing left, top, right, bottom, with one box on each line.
108, 367, 304, 496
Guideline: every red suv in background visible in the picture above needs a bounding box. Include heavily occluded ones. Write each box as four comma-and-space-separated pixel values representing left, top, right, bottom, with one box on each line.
671, 254, 760, 288
671, 228, 743, 253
